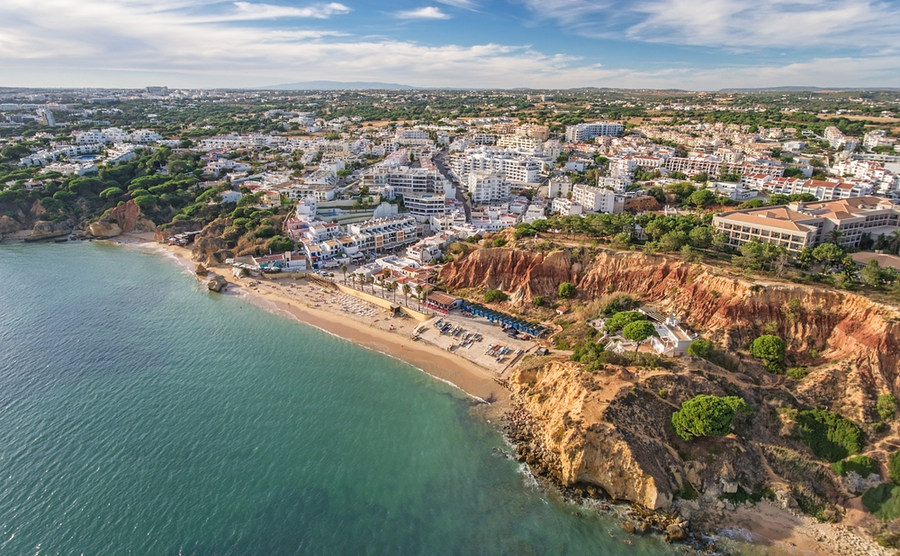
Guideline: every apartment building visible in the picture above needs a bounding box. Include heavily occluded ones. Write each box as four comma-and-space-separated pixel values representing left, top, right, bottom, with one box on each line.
551, 197, 583, 216
404, 193, 448, 222
740, 175, 873, 200
565, 122, 624, 142
664, 157, 783, 177
347, 215, 419, 252
449, 147, 542, 183
361, 166, 450, 197
467, 171, 510, 204
713, 196, 900, 252
571, 183, 623, 213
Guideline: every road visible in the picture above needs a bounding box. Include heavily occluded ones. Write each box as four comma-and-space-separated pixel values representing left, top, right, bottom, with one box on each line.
433, 149, 471, 221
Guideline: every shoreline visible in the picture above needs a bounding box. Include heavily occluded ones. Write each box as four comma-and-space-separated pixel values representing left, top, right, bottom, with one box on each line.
112, 233, 509, 408
96, 234, 889, 556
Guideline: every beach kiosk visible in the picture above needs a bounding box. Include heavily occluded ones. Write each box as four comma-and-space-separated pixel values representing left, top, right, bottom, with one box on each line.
424, 292, 462, 314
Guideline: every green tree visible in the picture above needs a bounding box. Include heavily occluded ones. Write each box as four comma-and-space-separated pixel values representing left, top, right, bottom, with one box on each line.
812, 242, 844, 264
750, 335, 787, 373
532, 295, 544, 306
688, 189, 716, 208
687, 338, 714, 359
689, 226, 714, 248
658, 230, 689, 252
622, 320, 659, 347
558, 282, 577, 299
484, 289, 508, 303
604, 311, 646, 334
671, 395, 752, 441
877, 394, 898, 422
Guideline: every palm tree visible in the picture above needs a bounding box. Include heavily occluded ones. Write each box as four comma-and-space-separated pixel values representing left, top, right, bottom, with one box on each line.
340, 264, 348, 283
402, 284, 411, 307
889, 230, 900, 255
415, 284, 423, 310
367, 275, 375, 293
827, 228, 844, 246
391, 281, 398, 304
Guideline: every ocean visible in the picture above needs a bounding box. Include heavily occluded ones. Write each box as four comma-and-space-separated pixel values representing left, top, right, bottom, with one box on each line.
0, 241, 752, 555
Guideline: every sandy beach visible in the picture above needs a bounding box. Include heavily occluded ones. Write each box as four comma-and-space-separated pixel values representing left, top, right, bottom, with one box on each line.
113, 232, 509, 406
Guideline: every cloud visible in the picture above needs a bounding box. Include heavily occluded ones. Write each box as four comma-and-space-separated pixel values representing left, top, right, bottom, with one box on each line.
227, 2, 351, 20
0, 0, 899, 89
434, 0, 478, 10
394, 6, 451, 19
520, 0, 900, 50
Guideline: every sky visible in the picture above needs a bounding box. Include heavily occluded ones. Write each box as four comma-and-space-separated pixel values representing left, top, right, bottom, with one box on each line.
1, 0, 900, 90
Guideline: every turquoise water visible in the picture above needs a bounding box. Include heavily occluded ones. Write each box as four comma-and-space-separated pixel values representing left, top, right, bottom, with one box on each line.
0, 242, 731, 555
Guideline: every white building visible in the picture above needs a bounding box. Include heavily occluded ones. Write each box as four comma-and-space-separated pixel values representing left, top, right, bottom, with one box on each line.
572, 183, 622, 213
565, 122, 624, 142
551, 197, 583, 216
467, 171, 510, 204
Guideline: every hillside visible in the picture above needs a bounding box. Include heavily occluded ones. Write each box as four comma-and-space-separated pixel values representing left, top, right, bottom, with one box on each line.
442, 246, 900, 547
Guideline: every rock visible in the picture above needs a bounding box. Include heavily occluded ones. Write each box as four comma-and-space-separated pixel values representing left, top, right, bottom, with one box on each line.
622, 522, 636, 534
665, 522, 689, 543
196, 263, 209, 276
721, 481, 739, 494
86, 221, 122, 239
207, 274, 227, 292
724, 502, 736, 511
635, 521, 650, 535
27, 219, 74, 241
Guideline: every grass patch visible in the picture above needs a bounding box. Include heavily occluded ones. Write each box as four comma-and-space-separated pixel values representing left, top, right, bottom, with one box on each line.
832, 455, 878, 478
722, 483, 775, 505
863, 483, 900, 521
675, 481, 698, 501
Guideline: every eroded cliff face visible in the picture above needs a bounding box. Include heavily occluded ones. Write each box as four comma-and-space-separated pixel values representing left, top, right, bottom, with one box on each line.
442, 248, 900, 400
507, 357, 782, 513
509, 360, 674, 509
86, 200, 155, 238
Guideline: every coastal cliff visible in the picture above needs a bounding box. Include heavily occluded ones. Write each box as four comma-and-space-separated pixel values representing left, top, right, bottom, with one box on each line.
444, 247, 900, 545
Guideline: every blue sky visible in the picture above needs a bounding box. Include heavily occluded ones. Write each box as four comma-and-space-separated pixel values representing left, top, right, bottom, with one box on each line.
1, 0, 899, 89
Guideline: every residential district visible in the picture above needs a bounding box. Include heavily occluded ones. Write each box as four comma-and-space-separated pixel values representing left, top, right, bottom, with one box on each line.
6, 87, 900, 553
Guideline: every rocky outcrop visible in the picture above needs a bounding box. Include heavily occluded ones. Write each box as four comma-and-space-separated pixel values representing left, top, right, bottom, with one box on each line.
25, 220, 73, 241
508, 360, 676, 509
207, 274, 227, 292
87, 221, 122, 239
0, 215, 23, 236
86, 200, 155, 239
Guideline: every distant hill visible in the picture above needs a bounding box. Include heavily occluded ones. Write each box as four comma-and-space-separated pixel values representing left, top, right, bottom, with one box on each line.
262, 81, 418, 91
719, 86, 900, 92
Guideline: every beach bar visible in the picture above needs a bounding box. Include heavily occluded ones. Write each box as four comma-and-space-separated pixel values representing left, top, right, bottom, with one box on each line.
424, 292, 463, 314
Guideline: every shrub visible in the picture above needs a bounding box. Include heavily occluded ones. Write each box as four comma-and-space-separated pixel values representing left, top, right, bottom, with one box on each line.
133, 194, 157, 210
863, 483, 900, 521
890, 450, 900, 484
675, 482, 698, 501
532, 296, 544, 306
602, 295, 637, 315
877, 394, 898, 422
796, 409, 863, 462
786, 367, 808, 380
832, 455, 878, 478
265, 235, 294, 253
671, 395, 752, 441
558, 282, 577, 299
750, 335, 787, 373
254, 225, 276, 239
604, 311, 646, 333
484, 289, 508, 304
687, 338, 713, 359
